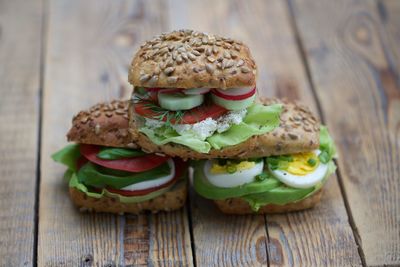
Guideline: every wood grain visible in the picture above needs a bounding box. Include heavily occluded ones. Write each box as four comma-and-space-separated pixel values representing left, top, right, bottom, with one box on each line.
0, 1, 43, 266
168, 0, 361, 266
291, 0, 400, 265
39, 0, 192, 266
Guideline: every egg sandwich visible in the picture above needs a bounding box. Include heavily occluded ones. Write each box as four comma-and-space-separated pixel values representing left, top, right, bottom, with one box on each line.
52, 100, 188, 214
192, 104, 337, 214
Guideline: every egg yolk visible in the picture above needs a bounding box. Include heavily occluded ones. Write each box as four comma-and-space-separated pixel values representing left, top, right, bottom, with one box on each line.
285, 152, 319, 176
210, 160, 256, 174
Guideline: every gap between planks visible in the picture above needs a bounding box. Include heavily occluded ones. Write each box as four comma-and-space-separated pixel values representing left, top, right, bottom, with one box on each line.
34, 0, 49, 266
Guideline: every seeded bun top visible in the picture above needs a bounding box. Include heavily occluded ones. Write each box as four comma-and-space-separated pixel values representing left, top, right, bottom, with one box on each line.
128, 29, 257, 89
67, 100, 137, 148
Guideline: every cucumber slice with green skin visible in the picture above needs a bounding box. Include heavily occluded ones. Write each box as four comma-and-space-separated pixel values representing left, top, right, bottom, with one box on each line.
211, 93, 255, 110
183, 88, 211, 95
158, 92, 204, 111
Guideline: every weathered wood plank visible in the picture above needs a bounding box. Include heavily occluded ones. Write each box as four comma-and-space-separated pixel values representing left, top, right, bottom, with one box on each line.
0, 1, 43, 265
291, 0, 400, 265
39, 1, 192, 266
168, 0, 361, 266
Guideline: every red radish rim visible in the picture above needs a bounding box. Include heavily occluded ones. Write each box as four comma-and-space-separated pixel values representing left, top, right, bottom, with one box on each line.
158, 88, 183, 94
212, 87, 256, 101
104, 158, 186, 196
146, 87, 163, 92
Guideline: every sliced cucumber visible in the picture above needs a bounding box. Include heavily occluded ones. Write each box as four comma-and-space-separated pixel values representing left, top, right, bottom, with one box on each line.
183, 88, 211, 95
158, 92, 204, 111
211, 93, 255, 110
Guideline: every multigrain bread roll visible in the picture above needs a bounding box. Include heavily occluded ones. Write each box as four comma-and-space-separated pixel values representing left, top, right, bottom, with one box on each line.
52, 100, 188, 215
67, 100, 134, 148
69, 179, 187, 214
129, 98, 320, 160
213, 190, 323, 214
129, 29, 257, 89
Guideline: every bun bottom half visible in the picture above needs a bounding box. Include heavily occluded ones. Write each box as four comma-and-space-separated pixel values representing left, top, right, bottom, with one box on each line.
213, 190, 322, 214
129, 98, 320, 160
69, 180, 187, 214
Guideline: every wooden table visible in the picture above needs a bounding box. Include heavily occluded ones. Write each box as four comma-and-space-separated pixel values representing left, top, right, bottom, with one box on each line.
0, 0, 399, 266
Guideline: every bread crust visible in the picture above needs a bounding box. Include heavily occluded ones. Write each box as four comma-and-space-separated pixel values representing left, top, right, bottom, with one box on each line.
214, 190, 322, 214
128, 29, 257, 89
69, 180, 187, 214
67, 100, 137, 148
129, 98, 320, 160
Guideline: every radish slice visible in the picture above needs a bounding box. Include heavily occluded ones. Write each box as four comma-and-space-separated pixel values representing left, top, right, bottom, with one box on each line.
183, 88, 211, 95
121, 159, 176, 191
146, 87, 163, 92
212, 87, 256, 101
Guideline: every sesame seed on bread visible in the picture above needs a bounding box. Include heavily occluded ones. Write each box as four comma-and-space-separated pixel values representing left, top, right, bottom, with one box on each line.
128, 98, 320, 160
214, 190, 323, 214
128, 29, 257, 89
67, 100, 137, 148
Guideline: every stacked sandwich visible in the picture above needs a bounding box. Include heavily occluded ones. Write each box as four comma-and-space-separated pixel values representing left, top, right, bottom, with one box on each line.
53, 30, 336, 214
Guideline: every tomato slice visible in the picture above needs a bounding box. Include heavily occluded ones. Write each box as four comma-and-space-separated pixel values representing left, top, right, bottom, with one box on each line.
80, 144, 169, 172
134, 100, 227, 124
105, 158, 187, 196
212, 87, 256, 101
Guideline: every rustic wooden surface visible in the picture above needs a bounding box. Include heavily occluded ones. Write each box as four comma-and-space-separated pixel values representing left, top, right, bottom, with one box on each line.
0, 1, 43, 266
0, 0, 398, 266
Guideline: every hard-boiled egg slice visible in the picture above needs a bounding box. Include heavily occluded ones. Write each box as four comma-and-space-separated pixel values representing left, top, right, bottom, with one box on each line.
204, 160, 264, 188
121, 159, 175, 191
269, 150, 328, 189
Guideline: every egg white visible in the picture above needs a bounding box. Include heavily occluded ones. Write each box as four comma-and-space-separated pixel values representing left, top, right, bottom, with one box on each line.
270, 150, 328, 189
204, 160, 264, 188
121, 159, 175, 191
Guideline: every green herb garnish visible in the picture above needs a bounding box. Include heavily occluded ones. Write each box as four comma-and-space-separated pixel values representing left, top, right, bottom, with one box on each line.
318, 151, 330, 164
134, 94, 187, 126
307, 158, 317, 166
226, 164, 237, 174
266, 155, 293, 170
255, 172, 270, 182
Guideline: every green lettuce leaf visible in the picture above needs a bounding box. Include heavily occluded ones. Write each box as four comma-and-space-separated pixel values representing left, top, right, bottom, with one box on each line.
207, 103, 282, 149
140, 126, 211, 153
242, 160, 336, 211
319, 125, 337, 160
139, 103, 282, 153
97, 147, 146, 160
51, 144, 81, 172
69, 173, 185, 203
77, 161, 171, 189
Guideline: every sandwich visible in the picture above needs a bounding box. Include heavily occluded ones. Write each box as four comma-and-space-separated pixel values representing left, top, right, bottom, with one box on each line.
52, 100, 188, 214
192, 107, 337, 214
127, 29, 337, 214
128, 29, 285, 159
